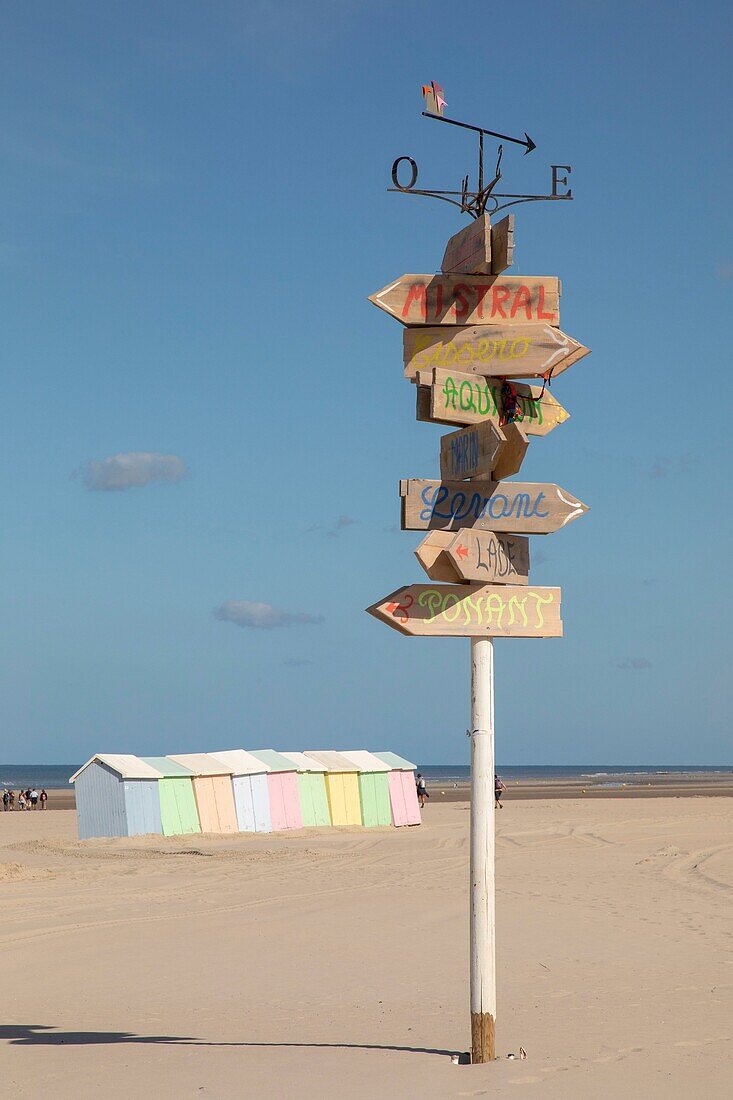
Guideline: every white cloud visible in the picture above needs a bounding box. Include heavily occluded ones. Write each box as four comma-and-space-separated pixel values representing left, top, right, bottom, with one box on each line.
214, 601, 324, 630
80, 452, 187, 491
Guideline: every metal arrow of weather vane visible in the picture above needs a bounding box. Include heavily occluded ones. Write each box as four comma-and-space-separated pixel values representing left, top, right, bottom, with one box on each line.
389, 81, 573, 219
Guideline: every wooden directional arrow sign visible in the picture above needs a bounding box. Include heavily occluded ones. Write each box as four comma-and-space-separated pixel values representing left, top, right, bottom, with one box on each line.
369, 274, 560, 327
400, 479, 588, 533
415, 530, 530, 584
404, 324, 588, 380
440, 421, 528, 481
367, 583, 562, 638
442, 214, 492, 275
416, 368, 570, 436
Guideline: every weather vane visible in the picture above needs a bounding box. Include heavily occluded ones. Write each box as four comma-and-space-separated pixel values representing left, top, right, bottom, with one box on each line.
390, 81, 573, 219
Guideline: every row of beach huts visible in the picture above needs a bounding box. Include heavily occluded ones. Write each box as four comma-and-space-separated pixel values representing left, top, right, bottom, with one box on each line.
70, 749, 421, 839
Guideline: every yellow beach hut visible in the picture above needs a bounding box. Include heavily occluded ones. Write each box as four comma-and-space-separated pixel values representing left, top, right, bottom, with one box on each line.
304, 751, 362, 827
167, 753, 239, 834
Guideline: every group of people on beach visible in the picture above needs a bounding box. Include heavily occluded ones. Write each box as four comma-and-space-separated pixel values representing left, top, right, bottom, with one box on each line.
414, 772, 509, 809
2, 788, 48, 811
414, 772, 508, 809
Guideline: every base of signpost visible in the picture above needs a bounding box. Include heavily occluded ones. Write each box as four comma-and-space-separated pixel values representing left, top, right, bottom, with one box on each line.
471, 1011, 496, 1064
470, 636, 497, 1066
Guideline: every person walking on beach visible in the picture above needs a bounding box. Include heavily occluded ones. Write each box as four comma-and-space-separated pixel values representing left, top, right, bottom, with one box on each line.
40, 789, 48, 810
416, 773, 429, 809
2, 790, 8, 811
29, 788, 39, 809
8, 790, 14, 810
494, 775, 506, 809
18, 791, 26, 811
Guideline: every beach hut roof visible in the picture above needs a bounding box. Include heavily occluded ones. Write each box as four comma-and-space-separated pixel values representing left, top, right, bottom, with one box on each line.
338, 750, 391, 773
167, 753, 234, 776
139, 756, 194, 778
69, 754, 164, 783
208, 749, 270, 776
277, 750, 328, 773
373, 751, 417, 771
247, 749, 298, 773
304, 750, 359, 773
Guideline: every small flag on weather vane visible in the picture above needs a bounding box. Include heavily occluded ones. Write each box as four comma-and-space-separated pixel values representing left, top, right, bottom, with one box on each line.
422, 80, 446, 116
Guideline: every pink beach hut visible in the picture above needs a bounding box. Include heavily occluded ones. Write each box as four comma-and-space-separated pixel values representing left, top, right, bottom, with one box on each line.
248, 749, 303, 831
373, 752, 422, 826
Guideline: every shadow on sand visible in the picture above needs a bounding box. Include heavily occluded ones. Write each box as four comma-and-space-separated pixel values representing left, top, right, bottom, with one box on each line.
0, 1025, 468, 1061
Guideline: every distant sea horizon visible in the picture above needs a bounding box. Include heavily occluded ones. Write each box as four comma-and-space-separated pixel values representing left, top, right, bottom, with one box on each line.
2, 763, 733, 790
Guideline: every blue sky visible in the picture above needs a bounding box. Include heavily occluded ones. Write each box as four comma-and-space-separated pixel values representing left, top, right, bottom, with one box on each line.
1, 1, 730, 765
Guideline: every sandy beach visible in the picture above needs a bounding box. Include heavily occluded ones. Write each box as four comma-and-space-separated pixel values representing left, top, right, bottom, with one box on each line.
1, 798, 732, 1098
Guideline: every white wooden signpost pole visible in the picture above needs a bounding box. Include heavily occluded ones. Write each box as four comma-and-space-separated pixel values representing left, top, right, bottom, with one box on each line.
470, 635, 496, 1063
370, 81, 586, 1067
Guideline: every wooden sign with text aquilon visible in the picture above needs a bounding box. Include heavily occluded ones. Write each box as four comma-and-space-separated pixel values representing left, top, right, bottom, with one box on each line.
416, 367, 570, 436
369, 274, 560, 326
404, 323, 588, 380
367, 583, 561, 638
401, 478, 588, 533
415, 529, 530, 584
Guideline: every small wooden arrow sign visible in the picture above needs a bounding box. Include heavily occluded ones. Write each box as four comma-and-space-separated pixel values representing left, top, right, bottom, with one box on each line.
442, 214, 492, 275
404, 324, 588, 380
416, 368, 570, 436
439, 421, 529, 481
415, 529, 530, 584
369, 274, 560, 327
400, 478, 588, 533
366, 583, 562, 637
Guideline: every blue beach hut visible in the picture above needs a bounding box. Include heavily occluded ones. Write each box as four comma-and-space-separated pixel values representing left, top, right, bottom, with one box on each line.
70, 755, 164, 840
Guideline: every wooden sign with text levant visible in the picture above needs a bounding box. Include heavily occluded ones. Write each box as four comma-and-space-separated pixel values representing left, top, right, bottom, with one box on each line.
404, 323, 588, 380
367, 583, 562, 638
401, 478, 588, 534
415, 529, 530, 585
369, 274, 560, 326
416, 367, 570, 436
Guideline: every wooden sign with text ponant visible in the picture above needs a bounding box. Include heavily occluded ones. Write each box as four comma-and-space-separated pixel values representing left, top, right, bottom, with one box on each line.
404, 324, 588, 380
366, 583, 561, 638
416, 368, 570, 436
442, 214, 492, 275
369, 274, 560, 327
490, 215, 514, 275
400, 478, 588, 533
415, 530, 530, 585
439, 421, 528, 481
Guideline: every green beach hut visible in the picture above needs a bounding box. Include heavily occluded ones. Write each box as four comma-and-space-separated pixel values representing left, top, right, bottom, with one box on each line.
140, 756, 201, 836
339, 750, 393, 827
278, 751, 331, 827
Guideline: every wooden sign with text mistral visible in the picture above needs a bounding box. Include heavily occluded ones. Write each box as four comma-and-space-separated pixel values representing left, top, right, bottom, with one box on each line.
369, 274, 560, 326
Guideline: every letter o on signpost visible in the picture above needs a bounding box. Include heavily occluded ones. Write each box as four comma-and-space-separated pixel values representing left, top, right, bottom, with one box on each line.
391, 156, 418, 191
